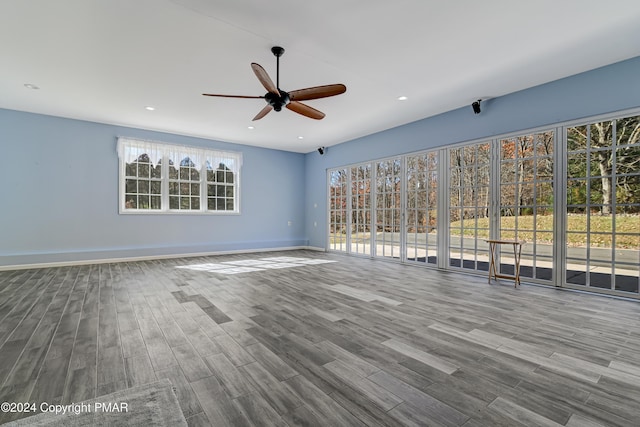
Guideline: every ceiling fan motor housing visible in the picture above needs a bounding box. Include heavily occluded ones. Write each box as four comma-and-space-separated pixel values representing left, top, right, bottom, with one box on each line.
265, 90, 290, 111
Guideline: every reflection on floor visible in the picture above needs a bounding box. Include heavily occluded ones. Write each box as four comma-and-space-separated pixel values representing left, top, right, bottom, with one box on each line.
176, 256, 336, 275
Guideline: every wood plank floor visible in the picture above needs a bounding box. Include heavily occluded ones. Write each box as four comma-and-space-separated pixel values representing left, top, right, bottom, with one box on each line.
1, 250, 640, 426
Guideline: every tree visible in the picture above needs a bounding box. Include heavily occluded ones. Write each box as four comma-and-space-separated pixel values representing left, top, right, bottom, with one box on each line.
567, 115, 640, 214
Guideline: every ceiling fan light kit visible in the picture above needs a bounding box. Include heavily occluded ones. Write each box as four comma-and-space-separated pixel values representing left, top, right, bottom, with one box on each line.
203, 46, 346, 121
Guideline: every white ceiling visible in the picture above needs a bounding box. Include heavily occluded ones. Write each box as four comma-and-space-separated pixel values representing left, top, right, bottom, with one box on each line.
2, 1, 640, 153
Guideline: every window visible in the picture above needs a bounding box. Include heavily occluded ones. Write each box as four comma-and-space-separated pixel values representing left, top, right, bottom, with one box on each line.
327, 109, 640, 299
406, 151, 438, 265
117, 138, 241, 213
566, 115, 640, 293
327, 149, 440, 262
449, 143, 491, 271
375, 158, 402, 259
350, 164, 372, 256
499, 131, 555, 281
329, 169, 348, 251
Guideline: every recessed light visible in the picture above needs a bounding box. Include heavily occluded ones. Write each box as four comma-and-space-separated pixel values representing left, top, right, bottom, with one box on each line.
144, 106, 155, 111
298, 136, 304, 140
24, 83, 39, 90
247, 126, 254, 130
397, 96, 408, 101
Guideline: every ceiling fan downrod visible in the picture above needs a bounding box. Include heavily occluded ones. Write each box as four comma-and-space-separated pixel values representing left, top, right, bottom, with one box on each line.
267, 46, 287, 110
271, 46, 285, 90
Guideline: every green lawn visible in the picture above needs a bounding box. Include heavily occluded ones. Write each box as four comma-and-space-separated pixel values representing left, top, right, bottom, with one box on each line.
331, 214, 639, 249
449, 214, 639, 248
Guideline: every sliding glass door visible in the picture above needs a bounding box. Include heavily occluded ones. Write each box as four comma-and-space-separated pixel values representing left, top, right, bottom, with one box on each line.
498, 131, 555, 281
350, 165, 372, 256
566, 114, 640, 293
448, 143, 491, 272
375, 159, 402, 259
405, 152, 438, 265
327, 109, 639, 298
328, 169, 348, 252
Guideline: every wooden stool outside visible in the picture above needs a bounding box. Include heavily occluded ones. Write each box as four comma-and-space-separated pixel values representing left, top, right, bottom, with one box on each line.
485, 239, 525, 287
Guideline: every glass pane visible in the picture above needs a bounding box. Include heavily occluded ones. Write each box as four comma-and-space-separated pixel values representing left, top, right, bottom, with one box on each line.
500, 161, 516, 182
207, 198, 215, 210
567, 126, 587, 151
125, 179, 137, 193
537, 231, 553, 246
615, 273, 639, 293
180, 166, 190, 180
150, 196, 161, 209
590, 150, 612, 177
151, 164, 162, 179
501, 139, 517, 160
589, 178, 612, 209
226, 199, 234, 210
590, 122, 613, 148
125, 163, 137, 177
588, 213, 613, 233
169, 196, 179, 209
567, 179, 588, 207
535, 182, 554, 206
616, 115, 640, 146
536, 157, 553, 180
567, 153, 587, 179
589, 242, 613, 265
151, 181, 161, 194
590, 271, 612, 289
138, 180, 149, 194
138, 196, 149, 209
138, 163, 150, 178
519, 183, 535, 206
566, 263, 587, 285
501, 184, 516, 206
169, 181, 178, 194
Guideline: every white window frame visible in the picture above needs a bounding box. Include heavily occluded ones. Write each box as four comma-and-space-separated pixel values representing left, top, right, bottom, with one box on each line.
117, 137, 242, 215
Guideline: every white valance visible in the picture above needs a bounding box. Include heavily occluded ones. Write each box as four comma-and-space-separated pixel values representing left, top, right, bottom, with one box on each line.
117, 137, 242, 173
117, 138, 164, 166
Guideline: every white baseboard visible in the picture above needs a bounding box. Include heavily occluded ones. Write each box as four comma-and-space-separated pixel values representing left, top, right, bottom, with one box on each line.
0, 246, 326, 271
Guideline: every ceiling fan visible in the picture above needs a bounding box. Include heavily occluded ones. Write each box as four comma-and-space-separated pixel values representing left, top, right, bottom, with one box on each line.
203, 46, 346, 121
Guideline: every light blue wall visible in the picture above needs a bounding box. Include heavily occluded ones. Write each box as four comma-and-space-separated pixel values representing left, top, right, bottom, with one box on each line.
304, 56, 640, 248
0, 110, 306, 266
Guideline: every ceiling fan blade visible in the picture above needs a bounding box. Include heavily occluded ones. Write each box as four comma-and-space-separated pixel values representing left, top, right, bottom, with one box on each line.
251, 63, 279, 95
252, 104, 273, 121
202, 94, 264, 99
286, 101, 325, 120
289, 84, 347, 101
